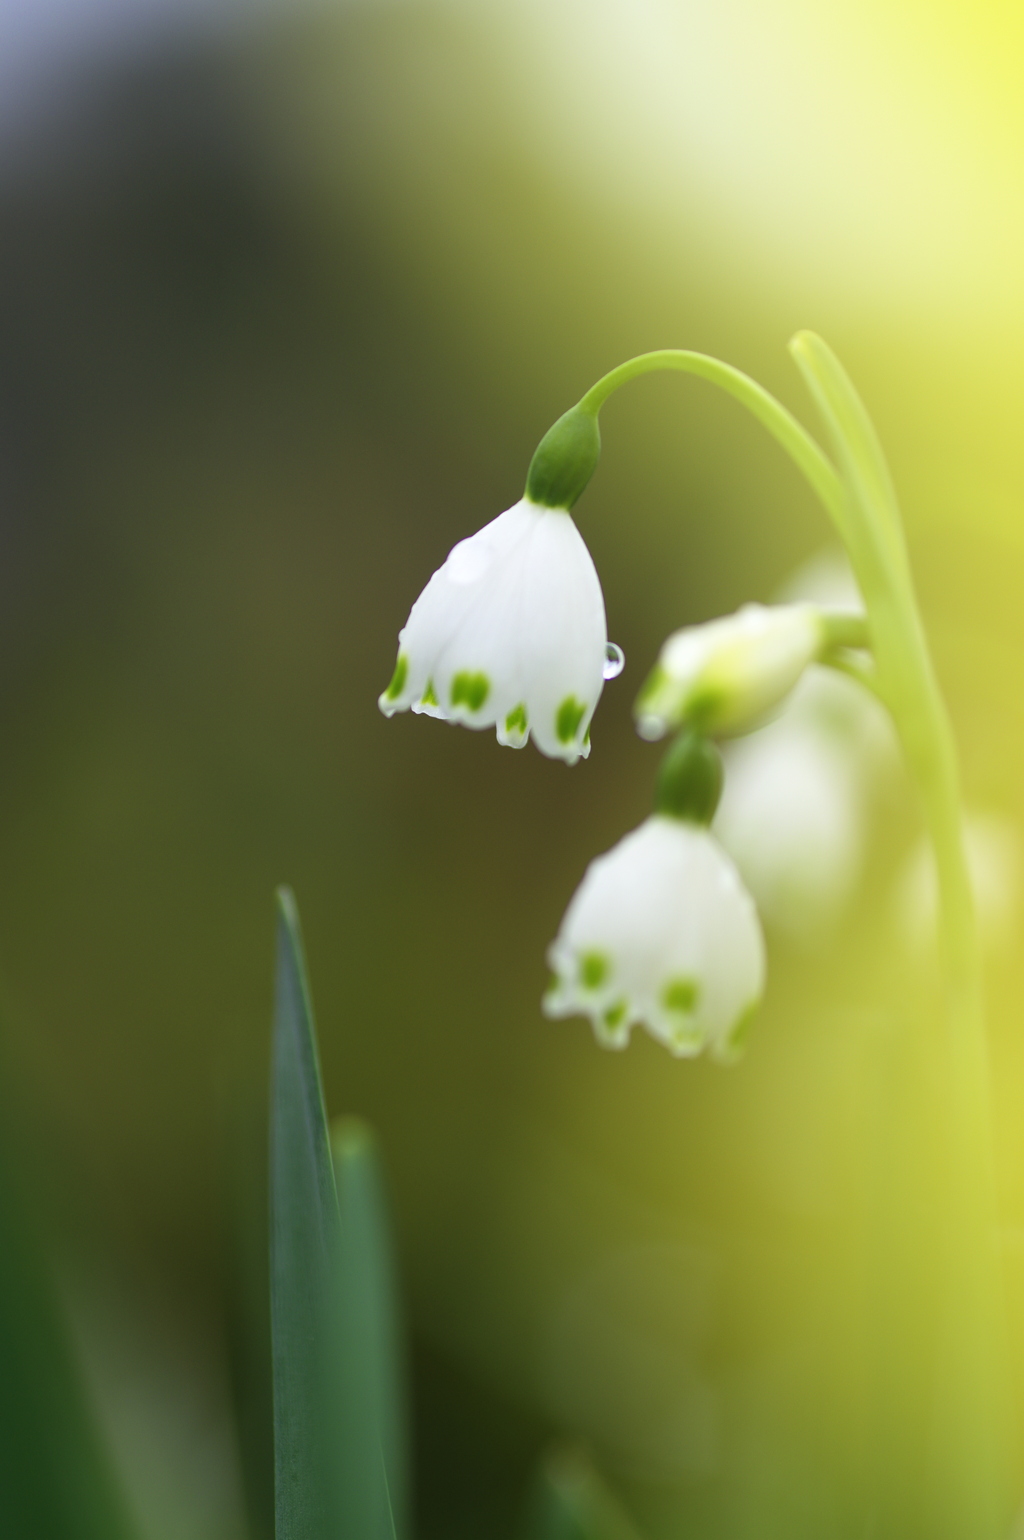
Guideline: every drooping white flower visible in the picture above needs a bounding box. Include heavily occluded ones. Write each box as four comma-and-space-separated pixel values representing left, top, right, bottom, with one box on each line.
635, 603, 827, 741
379, 496, 612, 764
543, 815, 765, 1061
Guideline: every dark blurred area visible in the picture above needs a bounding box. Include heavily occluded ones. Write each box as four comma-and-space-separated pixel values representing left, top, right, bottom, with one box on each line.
2, 3, 1024, 1539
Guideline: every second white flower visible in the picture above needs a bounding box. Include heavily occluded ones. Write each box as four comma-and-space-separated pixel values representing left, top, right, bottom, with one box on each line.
544, 815, 765, 1060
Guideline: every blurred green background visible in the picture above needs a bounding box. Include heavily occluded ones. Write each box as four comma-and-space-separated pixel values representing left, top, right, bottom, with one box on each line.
2, 2, 1024, 1538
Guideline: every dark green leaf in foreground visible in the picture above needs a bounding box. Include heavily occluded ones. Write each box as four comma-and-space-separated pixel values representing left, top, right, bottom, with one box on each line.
270, 886, 346, 1540
332, 1116, 411, 1540
522, 1446, 644, 1540
0, 1123, 136, 1540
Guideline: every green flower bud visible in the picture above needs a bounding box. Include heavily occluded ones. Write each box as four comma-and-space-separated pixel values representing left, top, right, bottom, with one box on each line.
655, 732, 724, 825
525, 405, 601, 510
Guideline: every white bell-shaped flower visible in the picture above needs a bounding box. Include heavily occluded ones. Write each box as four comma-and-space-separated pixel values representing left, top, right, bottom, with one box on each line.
379, 496, 611, 764
543, 815, 765, 1061
635, 603, 827, 741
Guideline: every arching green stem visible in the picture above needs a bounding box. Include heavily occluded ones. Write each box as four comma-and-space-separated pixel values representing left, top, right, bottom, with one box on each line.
578, 350, 852, 545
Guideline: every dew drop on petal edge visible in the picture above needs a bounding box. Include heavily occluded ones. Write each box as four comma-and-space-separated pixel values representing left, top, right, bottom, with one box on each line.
603, 642, 625, 681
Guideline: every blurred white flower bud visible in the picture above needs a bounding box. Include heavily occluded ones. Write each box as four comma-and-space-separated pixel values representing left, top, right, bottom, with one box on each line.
379, 497, 618, 764
894, 812, 1020, 954
543, 816, 765, 1061
634, 603, 827, 741
710, 549, 898, 943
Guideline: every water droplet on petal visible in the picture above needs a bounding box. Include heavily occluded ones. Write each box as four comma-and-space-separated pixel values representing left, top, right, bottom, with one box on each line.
603, 642, 625, 680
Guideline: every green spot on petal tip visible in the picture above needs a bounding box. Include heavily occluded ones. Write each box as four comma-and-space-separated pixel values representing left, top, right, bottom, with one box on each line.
451, 672, 490, 711
556, 695, 587, 744
662, 977, 700, 1014
580, 951, 609, 990
505, 703, 527, 735
384, 654, 408, 700
720, 1001, 758, 1062
421, 679, 438, 707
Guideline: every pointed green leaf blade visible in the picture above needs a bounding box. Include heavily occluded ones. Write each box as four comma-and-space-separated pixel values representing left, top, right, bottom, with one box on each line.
788, 331, 908, 575
270, 886, 344, 1540
523, 1446, 645, 1540
331, 1116, 411, 1540
0, 1151, 137, 1540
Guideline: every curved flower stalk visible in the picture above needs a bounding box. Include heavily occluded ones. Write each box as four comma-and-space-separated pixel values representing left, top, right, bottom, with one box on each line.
544, 813, 764, 1061
379, 497, 610, 763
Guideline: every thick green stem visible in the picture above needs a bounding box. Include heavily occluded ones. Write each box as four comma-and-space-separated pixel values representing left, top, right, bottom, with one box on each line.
786, 337, 1009, 1540
863, 553, 1006, 1537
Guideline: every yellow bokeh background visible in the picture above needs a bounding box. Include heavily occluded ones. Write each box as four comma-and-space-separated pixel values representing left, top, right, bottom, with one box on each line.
1, 4, 1023, 1538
